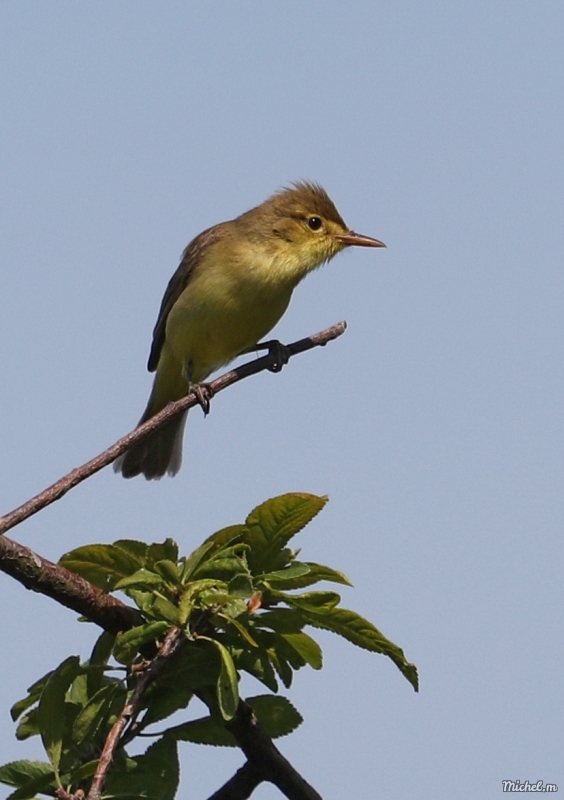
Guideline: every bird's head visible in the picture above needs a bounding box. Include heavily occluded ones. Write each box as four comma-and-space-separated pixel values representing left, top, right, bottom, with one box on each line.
240, 181, 385, 280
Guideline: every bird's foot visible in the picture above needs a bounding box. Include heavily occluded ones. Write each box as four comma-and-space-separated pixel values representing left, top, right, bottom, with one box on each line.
190, 382, 215, 416
244, 338, 290, 373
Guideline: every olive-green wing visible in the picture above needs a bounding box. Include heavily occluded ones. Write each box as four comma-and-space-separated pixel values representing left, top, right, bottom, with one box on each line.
147, 223, 226, 372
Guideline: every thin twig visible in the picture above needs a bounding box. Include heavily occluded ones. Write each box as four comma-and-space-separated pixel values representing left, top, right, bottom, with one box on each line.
86, 627, 184, 800
0, 322, 346, 538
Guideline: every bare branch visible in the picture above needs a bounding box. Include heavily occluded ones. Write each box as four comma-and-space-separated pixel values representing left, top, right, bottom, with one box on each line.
0, 322, 346, 538
225, 702, 323, 800
206, 761, 263, 800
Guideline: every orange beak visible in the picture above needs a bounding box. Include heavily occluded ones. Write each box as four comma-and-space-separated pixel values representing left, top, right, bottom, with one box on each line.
332, 231, 386, 248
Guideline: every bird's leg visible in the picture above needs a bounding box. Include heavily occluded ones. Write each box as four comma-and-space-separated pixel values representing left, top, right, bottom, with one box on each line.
190, 382, 215, 416
241, 339, 291, 373
185, 359, 215, 416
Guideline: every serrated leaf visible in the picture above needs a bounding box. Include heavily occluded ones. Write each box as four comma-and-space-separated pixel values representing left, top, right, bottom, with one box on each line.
228, 573, 254, 596
303, 607, 419, 691
168, 693, 303, 747
147, 539, 179, 567
0, 760, 52, 789
167, 715, 236, 747
245, 493, 327, 573
2, 765, 56, 800
113, 539, 150, 562
246, 695, 303, 738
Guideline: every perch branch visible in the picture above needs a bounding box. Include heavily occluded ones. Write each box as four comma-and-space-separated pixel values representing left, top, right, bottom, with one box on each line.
0, 322, 346, 538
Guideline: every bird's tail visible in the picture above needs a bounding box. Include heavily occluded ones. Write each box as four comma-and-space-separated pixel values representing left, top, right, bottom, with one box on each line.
114, 354, 189, 480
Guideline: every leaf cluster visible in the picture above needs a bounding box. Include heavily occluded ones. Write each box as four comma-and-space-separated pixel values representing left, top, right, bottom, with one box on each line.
0, 493, 417, 799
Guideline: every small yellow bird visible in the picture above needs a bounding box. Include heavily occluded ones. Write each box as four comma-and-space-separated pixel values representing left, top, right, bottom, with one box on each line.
114, 181, 385, 479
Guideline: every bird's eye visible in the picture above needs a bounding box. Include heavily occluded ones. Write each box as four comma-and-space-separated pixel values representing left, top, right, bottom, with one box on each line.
307, 216, 322, 231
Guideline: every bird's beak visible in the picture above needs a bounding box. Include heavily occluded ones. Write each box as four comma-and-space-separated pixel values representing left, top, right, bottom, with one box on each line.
332, 231, 386, 248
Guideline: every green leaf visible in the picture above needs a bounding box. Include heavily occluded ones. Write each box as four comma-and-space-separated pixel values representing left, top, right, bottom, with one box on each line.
267, 646, 293, 688
87, 631, 116, 697
72, 682, 122, 748
167, 715, 236, 746
59, 544, 144, 591
281, 632, 323, 669
149, 596, 182, 627
114, 621, 170, 664
140, 680, 193, 730
113, 539, 150, 562
283, 591, 341, 614
153, 559, 182, 586
103, 736, 179, 800
114, 568, 165, 591
146, 641, 218, 694
245, 493, 327, 573
1, 764, 56, 800
168, 694, 302, 746
10, 673, 51, 722
246, 695, 303, 738
217, 613, 258, 647
228, 572, 254, 596
0, 760, 52, 789
194, 556, 249, 580
274, 561, 352, 590
303, 607, 419, 691
180, 541, 215, 582
259, 562, 311, 583
37, 656, 81, 774
202, 524, 247, 551
233, 647, 278, 693
89, 630, 116, 668
15, 708, 39, 740
200, 639, 239, 720
256, 608, 307, 634
147, 539, 179, 567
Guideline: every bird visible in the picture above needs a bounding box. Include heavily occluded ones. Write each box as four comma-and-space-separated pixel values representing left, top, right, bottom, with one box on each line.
114, 181, 385, 479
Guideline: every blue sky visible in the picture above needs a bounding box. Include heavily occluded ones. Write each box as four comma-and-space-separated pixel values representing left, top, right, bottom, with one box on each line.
1, 3, 562, 798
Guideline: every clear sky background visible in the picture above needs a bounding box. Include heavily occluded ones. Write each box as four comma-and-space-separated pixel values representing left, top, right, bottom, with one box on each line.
1, 3, 562, 798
